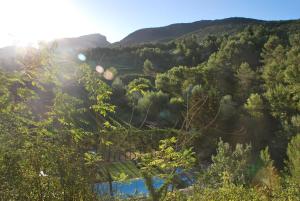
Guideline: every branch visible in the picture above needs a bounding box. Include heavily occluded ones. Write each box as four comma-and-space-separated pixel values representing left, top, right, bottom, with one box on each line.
139, 103, 152, 129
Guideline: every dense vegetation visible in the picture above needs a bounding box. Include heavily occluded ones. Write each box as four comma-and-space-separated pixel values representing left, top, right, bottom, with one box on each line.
0, 22, 299, 200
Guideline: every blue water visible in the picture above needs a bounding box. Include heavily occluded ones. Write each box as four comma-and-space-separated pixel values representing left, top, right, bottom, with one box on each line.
95, 177, 167, 197
95, 172, 194, 197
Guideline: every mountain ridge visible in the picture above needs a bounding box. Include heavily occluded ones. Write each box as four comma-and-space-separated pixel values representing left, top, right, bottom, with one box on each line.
115, 17, 300, 46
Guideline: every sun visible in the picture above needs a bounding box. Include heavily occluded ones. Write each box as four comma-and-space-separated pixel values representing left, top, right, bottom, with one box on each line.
0, 0, 96, 47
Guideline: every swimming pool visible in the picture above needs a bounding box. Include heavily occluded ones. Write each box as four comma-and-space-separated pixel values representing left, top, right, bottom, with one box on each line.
95, 172, 194, 197
95, 177, 167, 197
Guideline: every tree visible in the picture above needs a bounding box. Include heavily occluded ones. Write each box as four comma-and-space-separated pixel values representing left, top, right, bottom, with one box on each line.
252, 147, 281, 197
126, 78, 153, 107
244, 93, 264, 118
78, 63, 115, 117
261, 34, 299, 138
202, 139, 252, 187
286, 134, 300, 184
139, 137, 195, 201
235, 62, 258, 101
137, 91, 169, 120
0, 46, 115, 200
144, 59, 156, 76
111, 77, 126, 98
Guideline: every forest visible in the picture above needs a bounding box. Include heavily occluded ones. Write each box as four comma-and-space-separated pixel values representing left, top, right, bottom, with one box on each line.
0, 23, 299, 201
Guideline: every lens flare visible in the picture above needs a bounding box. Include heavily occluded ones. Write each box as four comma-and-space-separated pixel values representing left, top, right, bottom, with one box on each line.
103, 70, 114, 80
95, 65, 104, 74
77, 53, 86, 61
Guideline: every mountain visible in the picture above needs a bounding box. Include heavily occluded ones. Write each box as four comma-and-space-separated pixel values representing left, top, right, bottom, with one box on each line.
0, 33, 110, 70
54, 33, 110, 52
116, 17, 299, 46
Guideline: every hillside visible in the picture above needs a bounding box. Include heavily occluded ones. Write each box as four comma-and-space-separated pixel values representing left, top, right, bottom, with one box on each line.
116, 17, 300, 46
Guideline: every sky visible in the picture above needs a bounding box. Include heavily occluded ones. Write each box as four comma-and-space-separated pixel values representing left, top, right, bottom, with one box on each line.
0, 0, 300, 47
